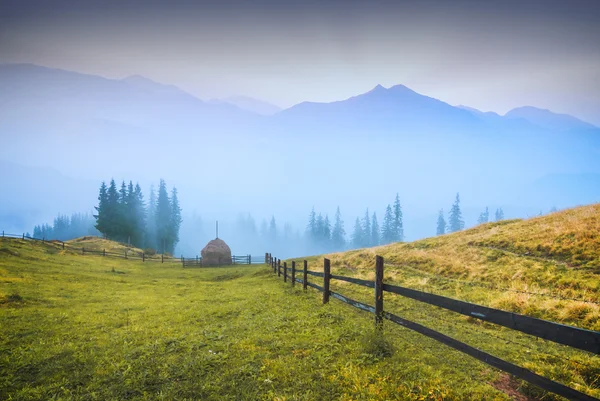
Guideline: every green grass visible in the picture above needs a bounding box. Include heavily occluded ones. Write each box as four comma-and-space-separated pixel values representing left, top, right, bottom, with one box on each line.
0, 238, 534, 400
3, 206, 600, 401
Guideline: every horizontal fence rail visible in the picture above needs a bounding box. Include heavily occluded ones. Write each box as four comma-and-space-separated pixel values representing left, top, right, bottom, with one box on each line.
268, 252, 600, 401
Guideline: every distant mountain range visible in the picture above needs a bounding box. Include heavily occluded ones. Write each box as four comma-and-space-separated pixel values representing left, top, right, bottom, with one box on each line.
1, 63, 599, 240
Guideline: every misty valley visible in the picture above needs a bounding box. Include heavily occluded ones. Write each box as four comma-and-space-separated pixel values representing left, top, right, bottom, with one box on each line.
2, 3, 600, 399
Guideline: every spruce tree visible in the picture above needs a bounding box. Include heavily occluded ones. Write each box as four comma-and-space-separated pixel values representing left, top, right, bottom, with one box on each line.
132, 183, 146, 247
169, 187, 182, 253
393, 194, 404, 242
477, 206, 489, 224
94, 181, 108, 236
436, 209, 446, 236
362, 208, 371, 248
381, 205, 394, 244
448, 193, 465, 233
307, 207, 317, 244
155, 179, 171, 253
269, 216, 277, 242
331, 206, 346, 251
495, 208, 504, 221
106, 179, 120, 240
371, 212, 380, 247
351, 217, 364, 249
146, 185, 157, 249
323, 214, 332, 250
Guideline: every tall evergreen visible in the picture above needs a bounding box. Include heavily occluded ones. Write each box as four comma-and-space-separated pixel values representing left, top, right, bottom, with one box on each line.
495, 208, 505, 221
307, 207, 317, 243
269, 216, 277, 242
351, 217, 364, 249
371, 212, 380, 247
146, 185, 157, 249
331, 206, 346, 250
94, 181, 108, 235
477, 207, 489, 224
448, 193, 465, 233
362, 208, 371, 247
381, 205, 394, 244
393, 194, 404, 242
323, 214, 331, 243
436, 209, 446, 236
105, 179, 120, 240
169, 187, 182, 252
155, 179, 171, 253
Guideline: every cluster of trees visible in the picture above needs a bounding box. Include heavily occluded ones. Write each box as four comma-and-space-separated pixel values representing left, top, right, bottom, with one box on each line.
32, 213, 99, 241
350, 194, 404, 249
94, 179, 182, 254
436, 193, 505, 235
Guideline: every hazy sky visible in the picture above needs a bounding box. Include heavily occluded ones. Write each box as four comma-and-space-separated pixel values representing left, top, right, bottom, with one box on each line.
1, 0, 599, 124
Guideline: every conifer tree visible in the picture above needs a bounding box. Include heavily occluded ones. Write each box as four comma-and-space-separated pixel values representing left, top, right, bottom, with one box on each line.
371, 212, 380, 247
436, 209, 446, 236
448, 193, 465, 233
362, 208, 371, 247
269, 216, 277, 242
131, 183, 146, 247
94, 181, 108, 236
331, 206, 346, 251
155, 179, 171, 253
146, 185, 157, 249
323, 215, 331, 242
169, 187, 182, 253
307, 207, 317, 243
351, 217, 364, 249
393, 194, 404, 242
105, 179, 120, 240
495, 207, 505, 221
477, 206, 489, 224
381, 205, 394, 244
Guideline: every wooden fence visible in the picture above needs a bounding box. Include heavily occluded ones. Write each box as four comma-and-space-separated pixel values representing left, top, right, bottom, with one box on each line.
1, 232, 269, 268
265, 253, 600, 401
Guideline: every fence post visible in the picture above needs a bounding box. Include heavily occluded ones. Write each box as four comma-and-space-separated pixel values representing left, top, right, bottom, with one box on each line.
277, 259, 281, 277
22, 233, 24, 239
2, 230, 3, 237
62, 241, 65, 250
284, 262, 287, 282
142, 253, 145, 262
375, 255, 384, 329
265, 252, 268, 264
303, 260, 308, 291
181, 255, 184, 268
103, 249, 106, 257
323, 258, 330, 304
291, 261, 296, 286
82, 247, 85, 255
125, 250, 127, 259
162, 253, 164, 263
249, 254, 251, 265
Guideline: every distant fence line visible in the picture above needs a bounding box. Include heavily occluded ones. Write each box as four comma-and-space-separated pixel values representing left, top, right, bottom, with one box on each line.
265, 253, 600, 401
0, 232, 267, 268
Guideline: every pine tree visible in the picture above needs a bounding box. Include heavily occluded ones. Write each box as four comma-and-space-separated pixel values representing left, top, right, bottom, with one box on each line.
381, 205, 394, 244
94, 181, 108, 236
105, 179, 120, 240
371, 212, 380, 247
331, 206, 346, 251
495, 207, 504, 221
169, 187, 182, 253
477, 206, 489, 224
315, 213, 324, 240
131, 183, 146, 247
146, 185, 157, 249
307, 207, 317, 244
362, 208, 371, 247
351, 217, 364, 249
393, 194, 404, 242
448, 193, 465, 233
436, 209, 446, 236
155, 179, 171, 254
323, 215, 331, 242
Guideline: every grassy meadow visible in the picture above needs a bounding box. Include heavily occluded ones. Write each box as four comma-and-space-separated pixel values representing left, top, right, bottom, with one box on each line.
1, 205, 600, 400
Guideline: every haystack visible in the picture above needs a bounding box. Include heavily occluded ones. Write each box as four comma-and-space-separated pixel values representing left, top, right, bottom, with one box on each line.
201, 238, 232, 266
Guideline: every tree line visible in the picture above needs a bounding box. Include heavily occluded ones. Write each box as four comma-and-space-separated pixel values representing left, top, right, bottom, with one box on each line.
93, 179, 182, 254
32, 213, 100, 241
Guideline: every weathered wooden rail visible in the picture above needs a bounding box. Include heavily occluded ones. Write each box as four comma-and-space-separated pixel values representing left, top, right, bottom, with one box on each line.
265, 253, 600, 401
